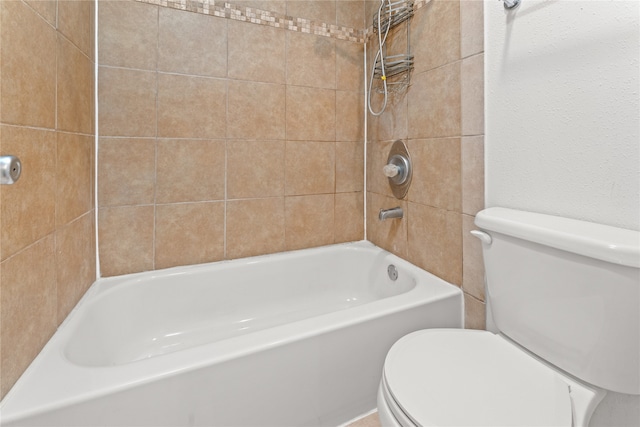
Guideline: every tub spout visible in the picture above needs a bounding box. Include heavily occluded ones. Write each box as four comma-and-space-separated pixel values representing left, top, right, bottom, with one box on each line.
379, 207, 404, 221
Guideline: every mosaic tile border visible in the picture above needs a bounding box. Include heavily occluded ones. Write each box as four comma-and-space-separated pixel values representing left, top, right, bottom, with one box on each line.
135, 0, 431, 44
136, 0, 364, 42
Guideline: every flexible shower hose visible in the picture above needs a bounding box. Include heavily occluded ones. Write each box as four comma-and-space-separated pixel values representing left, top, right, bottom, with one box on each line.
367, 0, 392, 116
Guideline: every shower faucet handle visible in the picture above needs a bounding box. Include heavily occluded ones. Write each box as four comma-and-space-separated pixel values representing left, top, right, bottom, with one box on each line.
383, 163, 400, 178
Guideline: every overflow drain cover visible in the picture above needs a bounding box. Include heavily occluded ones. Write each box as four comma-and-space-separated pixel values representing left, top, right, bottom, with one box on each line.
388, 265, 398, 281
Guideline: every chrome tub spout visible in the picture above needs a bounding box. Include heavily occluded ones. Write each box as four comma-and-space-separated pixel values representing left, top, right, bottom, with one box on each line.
379, 207, 404, 220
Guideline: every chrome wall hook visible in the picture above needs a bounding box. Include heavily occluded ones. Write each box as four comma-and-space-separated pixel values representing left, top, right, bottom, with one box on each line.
503, 0, 521, 9
0, 155, 21, 185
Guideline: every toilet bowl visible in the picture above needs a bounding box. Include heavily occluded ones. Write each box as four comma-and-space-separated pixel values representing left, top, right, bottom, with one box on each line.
377, 208, 639, 427
377, 329, 604, 427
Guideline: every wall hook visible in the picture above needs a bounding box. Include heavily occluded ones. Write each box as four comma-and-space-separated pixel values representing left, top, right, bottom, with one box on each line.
503, 0, 521, 9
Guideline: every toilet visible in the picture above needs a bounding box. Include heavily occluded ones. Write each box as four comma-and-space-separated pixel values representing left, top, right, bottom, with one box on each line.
378, 207, 640, 427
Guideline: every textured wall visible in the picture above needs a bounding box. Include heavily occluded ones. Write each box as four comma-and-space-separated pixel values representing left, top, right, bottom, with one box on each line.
97, 0, 365, 276
485, 0, 639, 230
0, 0, 96, 399
365, 0, 486, 329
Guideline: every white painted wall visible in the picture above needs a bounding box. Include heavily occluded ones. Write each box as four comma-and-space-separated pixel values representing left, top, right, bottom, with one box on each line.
485, 0, 639, 230
485, 2, 640, 424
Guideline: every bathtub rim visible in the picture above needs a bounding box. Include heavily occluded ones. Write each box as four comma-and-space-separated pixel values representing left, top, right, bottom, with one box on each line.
1, 240, 463, 423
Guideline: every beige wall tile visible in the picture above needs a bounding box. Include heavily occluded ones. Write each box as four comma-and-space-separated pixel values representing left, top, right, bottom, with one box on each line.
336, 0, 364, 30
98, 138, 155, 207
57, 132, 94, 226
287, 0, 336, 24
286, 32, 336, 89
0, 126, 56, 261
336, 91, 364, 142
98, 67, 157, 137
0, 236, 57, 398
407, 202, 462, 286
156, 139, 226, 203
235, 0, 287, 15
98, 206, 155, 276
460, 0, 484, 58
158, 7, 227, 77
366, 192, 407, 258
57, 36, 94, 135
227, 81, 285, 140
157, 73, 226, 139
227, 198, 286, 259
367, 112, 379, 145
411, 0, 460, 73
227, 140, 285, 199
373, 92, 409, 142
408, 63, 461, 139
336, 40, 363, 92
335, 192, 364, 243
462, 213, 485, 301
228, 20, 286, 84
285, 141, 335, 195
336, 141, 364, 193
364, 0, 379, 26
461, 53, 484, 136
464, 292, 486, 330
98, 0, 158, 70
155, 202, 225, 269
286, 86, 336, 141
55, 213, 96, 324
0, 1, 56, 128
285, 194, 335, 250
58, 0, 95, 59
407, 138, 462, 211
23, 0, 57, 25
461, 135, 484, 215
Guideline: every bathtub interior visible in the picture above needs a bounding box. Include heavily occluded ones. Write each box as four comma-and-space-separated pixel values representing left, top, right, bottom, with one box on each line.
64, 243, 418, 367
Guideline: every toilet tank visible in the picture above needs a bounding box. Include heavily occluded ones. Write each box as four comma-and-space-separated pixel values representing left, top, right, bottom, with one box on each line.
475, 208, 639, 395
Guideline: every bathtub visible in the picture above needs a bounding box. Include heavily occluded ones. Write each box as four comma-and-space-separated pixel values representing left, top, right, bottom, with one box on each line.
1, 241, 462, 427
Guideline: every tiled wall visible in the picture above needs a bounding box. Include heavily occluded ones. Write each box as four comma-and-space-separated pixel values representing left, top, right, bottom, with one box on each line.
0, 0, 96, 398
97, 0, 365, 276
365, 0, 486, 329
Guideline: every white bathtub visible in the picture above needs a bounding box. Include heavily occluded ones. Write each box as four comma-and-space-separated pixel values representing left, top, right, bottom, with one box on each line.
1, 241, 462, 426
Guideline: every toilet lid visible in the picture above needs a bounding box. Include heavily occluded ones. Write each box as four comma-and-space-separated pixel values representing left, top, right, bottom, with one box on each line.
384, 329, 573, 427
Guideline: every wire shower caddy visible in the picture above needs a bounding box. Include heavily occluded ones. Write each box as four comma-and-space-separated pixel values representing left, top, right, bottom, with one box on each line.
372, 0, 414, 94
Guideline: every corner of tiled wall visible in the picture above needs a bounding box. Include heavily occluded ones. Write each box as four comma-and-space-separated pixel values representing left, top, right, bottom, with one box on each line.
365, 0, 486, 330
0, 0, 96, 398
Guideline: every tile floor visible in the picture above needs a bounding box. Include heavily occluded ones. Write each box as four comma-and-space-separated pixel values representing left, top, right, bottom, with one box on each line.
347, 412, 382, 427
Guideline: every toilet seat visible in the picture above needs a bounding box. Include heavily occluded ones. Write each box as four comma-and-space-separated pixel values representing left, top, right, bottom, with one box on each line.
382, 329, 574, 427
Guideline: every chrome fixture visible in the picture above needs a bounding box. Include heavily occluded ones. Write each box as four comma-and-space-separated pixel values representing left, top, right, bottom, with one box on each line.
384, 140, 412, 199
387, 264, 399, 281
503, 0, 521, 9
379, 206, 404, 221
0, 155, 21, 185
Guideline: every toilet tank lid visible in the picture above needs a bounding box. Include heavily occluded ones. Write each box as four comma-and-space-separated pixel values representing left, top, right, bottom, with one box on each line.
475, 207, 640, 268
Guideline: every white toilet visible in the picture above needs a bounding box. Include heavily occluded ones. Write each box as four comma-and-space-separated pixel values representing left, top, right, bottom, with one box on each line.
377, 207, 640, 427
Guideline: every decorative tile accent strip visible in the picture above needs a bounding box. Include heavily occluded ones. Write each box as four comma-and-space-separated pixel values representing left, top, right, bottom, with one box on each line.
136, 0, 365, 42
